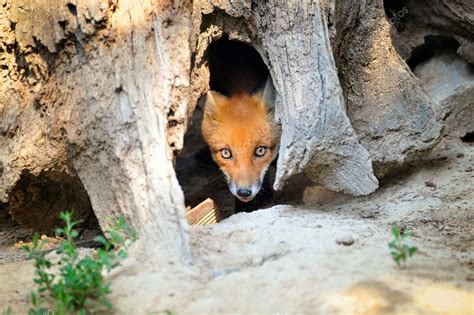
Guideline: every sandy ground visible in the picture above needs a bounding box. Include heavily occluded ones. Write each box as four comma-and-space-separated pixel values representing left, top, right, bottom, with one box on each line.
1, 135, 473, 314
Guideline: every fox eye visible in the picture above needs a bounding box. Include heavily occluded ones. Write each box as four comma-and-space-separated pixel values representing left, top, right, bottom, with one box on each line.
255, 146, 267, 157
220, 148, 232, 159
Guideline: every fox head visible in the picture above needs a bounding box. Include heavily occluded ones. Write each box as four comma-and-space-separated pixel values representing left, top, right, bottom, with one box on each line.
202, 78, 280, 202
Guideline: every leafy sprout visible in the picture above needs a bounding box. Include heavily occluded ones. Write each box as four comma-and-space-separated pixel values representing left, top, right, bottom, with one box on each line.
388, 225, 418, 266
22, 211, 137, 315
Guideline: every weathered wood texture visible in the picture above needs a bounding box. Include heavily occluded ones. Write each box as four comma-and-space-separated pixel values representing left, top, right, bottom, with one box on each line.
389, 0, 474, 139
328, 0, 444, 176
0, 0, 192, 264
390, 0, 474, 64
191, 0, 379, 196
413, 53, 474, 139
1, 0, 467, 266
255, 1, 380, 194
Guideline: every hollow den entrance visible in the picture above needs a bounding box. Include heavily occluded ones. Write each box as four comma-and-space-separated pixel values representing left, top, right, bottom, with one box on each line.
0, 170, 100, 262
176, 38, 275, 218
176, 37, 310, 218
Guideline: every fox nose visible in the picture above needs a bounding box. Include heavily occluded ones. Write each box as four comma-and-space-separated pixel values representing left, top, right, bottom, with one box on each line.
237, 188, 252, 198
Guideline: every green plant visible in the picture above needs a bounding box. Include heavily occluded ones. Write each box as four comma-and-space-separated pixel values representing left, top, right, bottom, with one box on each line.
388, 225, 418, 266
22, 211, 137, 315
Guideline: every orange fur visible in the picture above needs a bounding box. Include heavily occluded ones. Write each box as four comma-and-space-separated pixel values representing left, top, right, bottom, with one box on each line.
202, 91, 280, 202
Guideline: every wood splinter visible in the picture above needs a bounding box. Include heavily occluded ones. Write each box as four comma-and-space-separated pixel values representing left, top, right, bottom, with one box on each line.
186, 198, 220, 225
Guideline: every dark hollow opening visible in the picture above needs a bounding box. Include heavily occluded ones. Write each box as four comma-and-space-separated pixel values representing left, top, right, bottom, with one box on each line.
383, 0, 408, 32
0, 171, 101, 262
406, 35, 461, 70
176, 37, 276, 218
460, 132, 474, 143
207, 37, 269, 96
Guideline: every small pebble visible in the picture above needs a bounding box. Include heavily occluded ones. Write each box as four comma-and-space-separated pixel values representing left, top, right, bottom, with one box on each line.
360, 211, 375, 219
465, 167, 472, 172
466, 274, 474, 282
336, 236, 355, 246
456, 152, 464, 158
424, 181, 437, 190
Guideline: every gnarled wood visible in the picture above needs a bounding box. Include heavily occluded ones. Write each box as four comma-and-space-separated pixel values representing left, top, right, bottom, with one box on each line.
191, 0, 379, 196
2, 0, 466, 268
0, 0, 192, 264
329, 0, 444, 176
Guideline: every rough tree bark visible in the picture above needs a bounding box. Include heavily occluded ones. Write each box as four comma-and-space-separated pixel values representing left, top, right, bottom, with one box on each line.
0, 0, 464, 266
0, 0, 192, 264
328, 0, 444, 176
389, 0, 474, 64
191, 0, 379, 195
388, 0, 474, 139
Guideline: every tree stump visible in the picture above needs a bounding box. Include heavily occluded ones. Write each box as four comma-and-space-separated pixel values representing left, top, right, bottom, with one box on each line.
1, 0, 463, 266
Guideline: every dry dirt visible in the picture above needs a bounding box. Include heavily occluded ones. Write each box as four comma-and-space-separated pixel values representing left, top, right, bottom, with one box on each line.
1, 136, 473, 314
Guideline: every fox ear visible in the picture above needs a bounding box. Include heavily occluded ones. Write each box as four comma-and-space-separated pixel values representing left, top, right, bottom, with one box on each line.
254, 77, 276, 111
204, 91, 227, 118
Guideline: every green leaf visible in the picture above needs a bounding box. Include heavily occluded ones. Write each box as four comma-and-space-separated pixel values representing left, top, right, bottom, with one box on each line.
55, 227, 64, 236
93, 236, 109, 246
391, 225, 401, 239
59, 211, 71, 223
408, 247, 418, 256
21, 244, 32, 253
25, 211, 137, 314
389, 224, 418, 266
103, 299, 113, 309
388, 241, 397, 249
31, 292, 37, 306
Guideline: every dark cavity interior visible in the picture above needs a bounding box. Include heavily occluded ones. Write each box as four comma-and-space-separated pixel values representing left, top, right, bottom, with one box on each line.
208, 37, 269, 95
383, 0, 408, 32
0, 170, 101, 263
1, 171, 99, 236
176, 37, 277, 218
461, 132, 474, 143
407, 35, 461, 70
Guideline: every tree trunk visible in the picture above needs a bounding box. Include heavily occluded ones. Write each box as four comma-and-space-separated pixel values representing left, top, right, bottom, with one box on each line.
389, 0, 474, 64
191, 0, 379, 195
0, 0, 192, 264
388, 0, 474, 139
1, 0, 462, 266
328, 0, 444, 176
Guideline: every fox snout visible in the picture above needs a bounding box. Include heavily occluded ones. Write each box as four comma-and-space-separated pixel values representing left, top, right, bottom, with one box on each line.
229, 179, 262, 202
237, 188, 252, 198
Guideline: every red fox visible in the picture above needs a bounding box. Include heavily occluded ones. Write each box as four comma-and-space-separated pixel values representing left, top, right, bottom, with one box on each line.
202, 78, 280, 202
